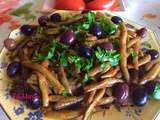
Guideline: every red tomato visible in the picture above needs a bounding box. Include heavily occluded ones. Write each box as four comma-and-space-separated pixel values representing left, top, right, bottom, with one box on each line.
85, 0, 118, 10
55, 0, 85, 11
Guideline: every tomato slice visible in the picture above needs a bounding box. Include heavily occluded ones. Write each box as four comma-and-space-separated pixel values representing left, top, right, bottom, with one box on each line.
85, 0, 118, 10
55, 0, 86, 11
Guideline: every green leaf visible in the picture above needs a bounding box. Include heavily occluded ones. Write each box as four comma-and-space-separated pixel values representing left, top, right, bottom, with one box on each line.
101, 63, 107, 71
46, 48, 55, 59
61, 90, 69, 96
72, 12, 95, 33
45, 40, 57, 59
83, 74, 96, 83
32, 52, 46, 63
57, 42, 69, 49
68, 54, 94, 72
150, 84, 160, 100
130, 48, 138, 60
86, 12, 96, 24
37, 27, 44, 34
68, 54, 83, 69
82, 58, 93, 72
112, 40, 120, 49
83, 74, 89, 83
60, 52, 68, 67
32, 39, 69, 63
67, 72, 74, 79
90, 76, 96, 81
60, 25, 68, 32
95, 47, 120, 66
73, 22, 90, 32
76, 32, 87, 41
99, 18, 118, 35
81, 23, 90, 30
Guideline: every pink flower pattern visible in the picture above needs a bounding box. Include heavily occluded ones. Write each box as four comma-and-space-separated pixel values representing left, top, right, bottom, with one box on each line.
0, 0, 20, 29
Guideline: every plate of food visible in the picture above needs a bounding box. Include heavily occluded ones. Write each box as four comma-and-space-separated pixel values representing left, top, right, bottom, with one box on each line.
0, 10, 160, 120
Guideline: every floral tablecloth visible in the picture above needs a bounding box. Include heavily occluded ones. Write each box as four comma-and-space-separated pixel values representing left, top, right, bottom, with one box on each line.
0, 1, 43, 119
0, 0, 160, 120
0, 0, 43, 50
0, 0, 160, 50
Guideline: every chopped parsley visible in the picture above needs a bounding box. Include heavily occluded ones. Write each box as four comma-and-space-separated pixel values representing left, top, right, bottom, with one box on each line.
82, 58, 93, 72
60, 52, 68, 67
150, 83, 160, 100
70, 11, 95, 44
101, 62, 107, 71
83, 74, 96, 83
99, 18, 118, 35
37, 27, 44, 34
76, 32, 87, 41
85, 11, 96, 24
68, 54, 82, 69
83, 74, 89, 83
95, 47, 121, 66
67, 72, 75, 79
72, 12, 96, 35
32, 39, 69, 63
130, 48, 138, 60
32, 52, 46, 63
112, 39, 120, 49
68, 54, 93, 72
61, 89, 70, 96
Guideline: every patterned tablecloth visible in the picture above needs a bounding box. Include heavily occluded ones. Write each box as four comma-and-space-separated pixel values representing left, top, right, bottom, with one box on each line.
0, 0, 43, 50
0, 0, 160, 50
0, 0, 160, 120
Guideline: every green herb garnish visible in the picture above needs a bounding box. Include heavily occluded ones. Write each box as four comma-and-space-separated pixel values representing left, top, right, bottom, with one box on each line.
76, 32, 87, 41
85, 12, 96, 24
83, 74, 89, 83
32, 39, 69, 63
101, 63, 107, 71
60, 52, 68, 67
67, 72, 75, 79
72, 12, 96, 32
130, 48, 138, 60
32, 52, 46, 63
61, 90, 70, 96
95, 47, 121, 66
112, 39, 120, 49
68, 54, 83, 69
150, 84, 160, 100
82, 58, 93, 72
83, 73, 96, 83
68, 54, 93, 72
99, 18, 118, 35
37, 27, 44, 34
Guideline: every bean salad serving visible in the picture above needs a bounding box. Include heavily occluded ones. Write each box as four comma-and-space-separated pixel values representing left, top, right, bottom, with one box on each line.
4, 11, 160, 120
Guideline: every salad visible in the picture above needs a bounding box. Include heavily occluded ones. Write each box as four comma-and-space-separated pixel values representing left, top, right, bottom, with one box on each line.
4, 11, 160, 120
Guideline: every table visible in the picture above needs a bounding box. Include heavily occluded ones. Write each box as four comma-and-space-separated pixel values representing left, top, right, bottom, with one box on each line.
0, 0, 160, 50
116, 0, 160, 39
